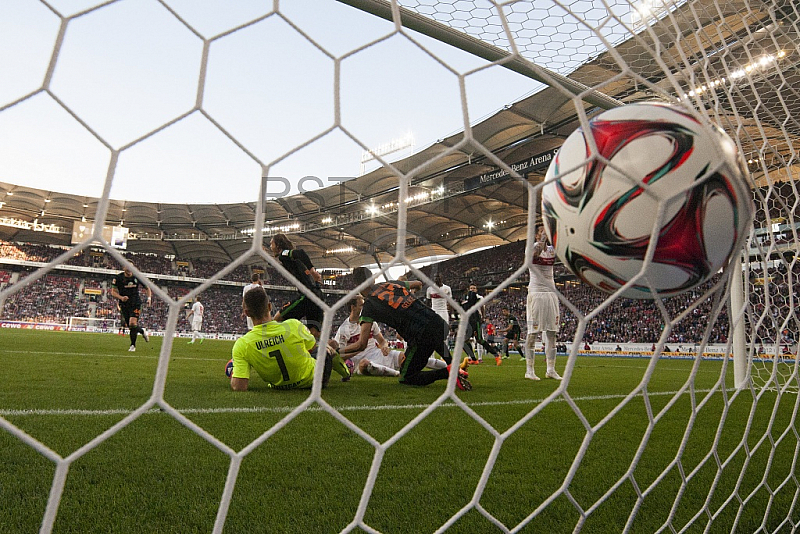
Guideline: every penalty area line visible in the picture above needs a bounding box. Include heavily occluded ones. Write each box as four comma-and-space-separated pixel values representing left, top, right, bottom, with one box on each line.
0, 388, 732, 417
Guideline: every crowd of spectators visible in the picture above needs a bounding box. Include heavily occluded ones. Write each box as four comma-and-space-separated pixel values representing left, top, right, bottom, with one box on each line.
433, 279, 731, 345
753, 181, 799, 230
1, 274, 90, 323
190, 258, 250, 282
0, 262, 348, 335
418, 240, 527, 288
0, 241, 277, 283
1, 238, 797, 346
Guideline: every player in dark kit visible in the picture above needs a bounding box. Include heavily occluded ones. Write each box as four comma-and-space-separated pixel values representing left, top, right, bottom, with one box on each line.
109, 266, 152, 352
269, 233, 352, 382
460, 283, 501, 365
343, 267, 470, 390
269, 233, 325, 339
501, 307, 525, 361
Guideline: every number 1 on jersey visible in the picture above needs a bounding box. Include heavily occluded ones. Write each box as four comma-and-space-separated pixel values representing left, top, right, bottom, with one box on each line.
269, 349, 290, 382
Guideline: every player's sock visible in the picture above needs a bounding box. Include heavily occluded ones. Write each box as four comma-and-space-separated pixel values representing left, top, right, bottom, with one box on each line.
322, 352, 333, 388
545, 332, 557, 373
526, 354, 536, 376
462, 339, 476, 362
426, 358, 447, 370
518, 345, 526, 359
332, 354, 350, 379
441, 351, 452, 365
130, 328, 137, 347
364, 361, 400, 377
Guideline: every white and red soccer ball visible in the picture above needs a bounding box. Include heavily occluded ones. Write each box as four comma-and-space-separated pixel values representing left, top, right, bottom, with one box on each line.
541, 102, 753, 299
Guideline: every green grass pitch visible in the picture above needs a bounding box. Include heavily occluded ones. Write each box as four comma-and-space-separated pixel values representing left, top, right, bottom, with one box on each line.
1, 329, 798, 533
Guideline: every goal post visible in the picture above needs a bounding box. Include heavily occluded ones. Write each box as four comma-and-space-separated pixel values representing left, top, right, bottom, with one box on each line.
730, 256, 749, 390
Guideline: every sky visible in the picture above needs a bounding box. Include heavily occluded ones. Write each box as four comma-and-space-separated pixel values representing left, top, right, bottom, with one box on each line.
0, 0, 645, 206
0, 0, 554, 205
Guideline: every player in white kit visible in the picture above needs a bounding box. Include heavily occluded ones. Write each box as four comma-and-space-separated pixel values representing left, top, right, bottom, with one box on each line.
187, 295, 205, 344
525, 225, 563, 381
242, 272, 263, 331
426, 274, 452, 325
333, 295, 447, 376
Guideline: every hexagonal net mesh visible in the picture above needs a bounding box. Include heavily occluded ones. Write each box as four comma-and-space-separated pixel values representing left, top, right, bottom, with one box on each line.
0, 0, 799, 532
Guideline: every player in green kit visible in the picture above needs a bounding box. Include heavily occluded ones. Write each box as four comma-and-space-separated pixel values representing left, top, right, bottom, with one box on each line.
229, 287, 334, 391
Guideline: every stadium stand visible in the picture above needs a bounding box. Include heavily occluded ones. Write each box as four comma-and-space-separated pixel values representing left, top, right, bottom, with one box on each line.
2, 237, 797, 347
0, 241, 351, 334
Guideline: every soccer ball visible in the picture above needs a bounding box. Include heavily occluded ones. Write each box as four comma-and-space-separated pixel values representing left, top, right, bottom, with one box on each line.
225, 359, 234, 378
541, 102, 753, 299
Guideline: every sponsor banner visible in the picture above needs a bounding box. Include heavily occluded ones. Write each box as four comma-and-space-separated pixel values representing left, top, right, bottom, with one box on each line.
582, 343, 733, 354
464, 147, 559, 190
1, 321, 244, 340
0, 321, 69, 331
84, 288, 103, 295
171, 332, 240, 341
580, 351, 709, 360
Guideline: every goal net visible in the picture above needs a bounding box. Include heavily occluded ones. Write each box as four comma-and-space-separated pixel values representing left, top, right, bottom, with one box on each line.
67, 316, 119, 333
1, 0, 799, 533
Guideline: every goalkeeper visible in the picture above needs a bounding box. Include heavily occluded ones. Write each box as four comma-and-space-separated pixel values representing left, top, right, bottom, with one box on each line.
229, 287, 334, 391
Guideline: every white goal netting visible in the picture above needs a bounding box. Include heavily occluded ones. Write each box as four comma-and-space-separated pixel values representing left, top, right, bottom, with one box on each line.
68, 316, 119, 332
1, 0, 799, 532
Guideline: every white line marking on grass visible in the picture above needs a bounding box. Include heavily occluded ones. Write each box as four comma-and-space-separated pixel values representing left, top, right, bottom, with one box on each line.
0, 388, 737, 417
3, 350, 224, 362
577, 364, 723, 373
4, 351, 724, 370
6, 351, 145, 359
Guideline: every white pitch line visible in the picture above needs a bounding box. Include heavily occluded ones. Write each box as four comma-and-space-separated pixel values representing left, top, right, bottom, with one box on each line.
0, 388, 732, 417
578, 364, 723, 373
3, 350, 723, 368
1, 350, 223, 362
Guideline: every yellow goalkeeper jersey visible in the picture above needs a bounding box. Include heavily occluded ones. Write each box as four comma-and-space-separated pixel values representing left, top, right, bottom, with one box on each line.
231, 319, 317, 389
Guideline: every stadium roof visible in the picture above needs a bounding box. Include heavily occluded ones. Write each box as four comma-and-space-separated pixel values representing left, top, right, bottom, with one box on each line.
0, 81, 578, 268
1, 0, 796, 269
